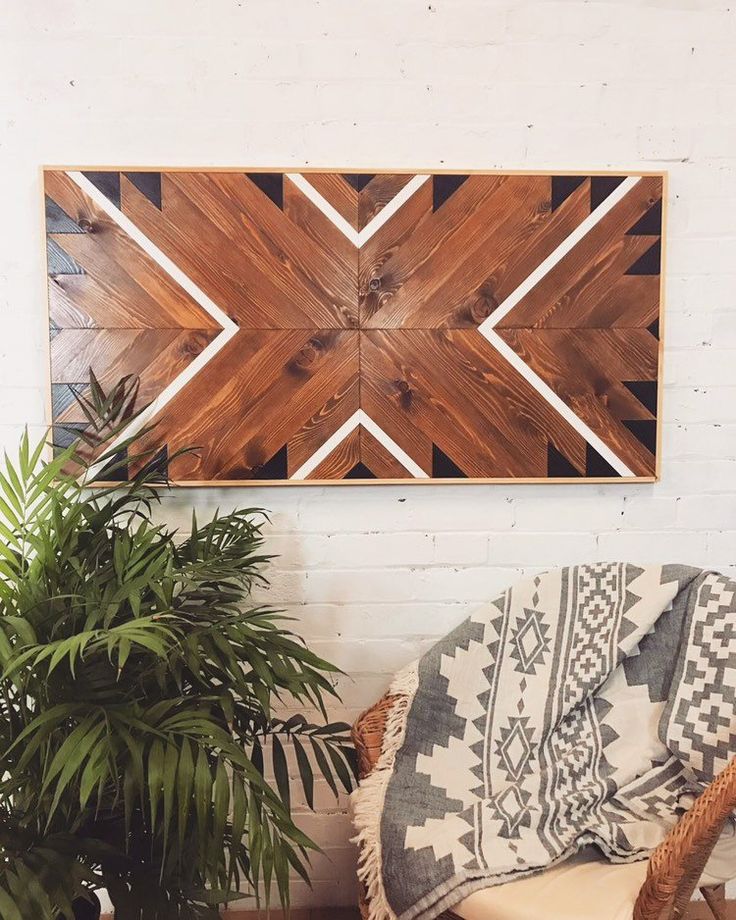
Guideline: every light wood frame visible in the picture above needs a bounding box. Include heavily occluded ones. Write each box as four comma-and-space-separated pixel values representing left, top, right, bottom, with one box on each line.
40, 166, 668, 488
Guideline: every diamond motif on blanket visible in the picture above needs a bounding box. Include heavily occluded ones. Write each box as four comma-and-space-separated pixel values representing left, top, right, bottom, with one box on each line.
491, 784, 531, 838
364, 564, 736, 920
510, 609, 551, 674
496, 717, 536, 782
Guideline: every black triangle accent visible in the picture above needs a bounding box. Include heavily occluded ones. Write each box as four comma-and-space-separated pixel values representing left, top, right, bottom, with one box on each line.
124, 171, 162, 210
247, 173, 284, 210
626, 240, 661, 275
627, 199, 662, 235
648, 318, 660, 340
254, 444, 287, 480
623, 419, 657, 455
585, 444, 621, 478
141, 445, 169, 482
433, 175, 469, 211
623, 380, 658, 416
590, 176, 626, 210
82, 171, 121, 209
47, 239, 84, 275
547, 442, 582, 477
45, 196, 83, 233
432, 444, 467, 478
98, 448, 129, 482
551, 176, 586, 211
344, 461, 377, 479
342, 174, 376, 192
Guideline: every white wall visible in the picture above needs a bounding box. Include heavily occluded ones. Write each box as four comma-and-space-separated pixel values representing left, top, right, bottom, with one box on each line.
2, 0, 736, 909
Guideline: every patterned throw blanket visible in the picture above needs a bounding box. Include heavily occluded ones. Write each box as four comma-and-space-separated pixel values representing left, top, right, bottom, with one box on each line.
351, 564, 736, 920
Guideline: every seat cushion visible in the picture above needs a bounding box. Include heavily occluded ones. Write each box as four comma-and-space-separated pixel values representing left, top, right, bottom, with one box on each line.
451, 835, 736, 920
452, 849, 648, 920
701, 821, 736, 886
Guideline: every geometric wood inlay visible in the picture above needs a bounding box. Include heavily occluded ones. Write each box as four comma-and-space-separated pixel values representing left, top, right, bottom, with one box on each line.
43, 168, 666, 484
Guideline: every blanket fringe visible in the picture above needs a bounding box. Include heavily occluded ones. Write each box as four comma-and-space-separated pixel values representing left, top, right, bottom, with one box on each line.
350, 662, 420, 920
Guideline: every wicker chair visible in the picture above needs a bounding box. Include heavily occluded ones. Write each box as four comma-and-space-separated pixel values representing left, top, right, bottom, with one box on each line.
353, 693, 736, 920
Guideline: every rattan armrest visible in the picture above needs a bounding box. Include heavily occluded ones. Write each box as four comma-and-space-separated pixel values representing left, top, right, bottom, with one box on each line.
633, 757, 736, 920
352, 693, 404, 780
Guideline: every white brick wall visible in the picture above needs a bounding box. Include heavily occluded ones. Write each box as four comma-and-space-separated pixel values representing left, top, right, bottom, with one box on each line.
2, 0, 736, 908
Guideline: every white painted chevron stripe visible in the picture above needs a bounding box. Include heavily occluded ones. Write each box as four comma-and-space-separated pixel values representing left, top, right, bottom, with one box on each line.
285, 173, 430, 248
66, 171, 238, 482
476, 176, 641, 477
290, 408, 429, 480
480, 328, 634, 477
479, 176, 641, 332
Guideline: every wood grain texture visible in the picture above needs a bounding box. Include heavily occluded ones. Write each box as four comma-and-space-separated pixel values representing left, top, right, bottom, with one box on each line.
497, 328, 659, 477
307, 426, 362, 479
43, 168, 665, 483
287, 378, 360, 477
361, 328, 588, 478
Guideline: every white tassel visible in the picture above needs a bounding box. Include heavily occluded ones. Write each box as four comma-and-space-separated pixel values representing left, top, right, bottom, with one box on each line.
350, 662, 420, 920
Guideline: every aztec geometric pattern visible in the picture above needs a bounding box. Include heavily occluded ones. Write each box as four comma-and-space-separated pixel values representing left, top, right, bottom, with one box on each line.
352, 565, 736, 920
43, 169, 665, 483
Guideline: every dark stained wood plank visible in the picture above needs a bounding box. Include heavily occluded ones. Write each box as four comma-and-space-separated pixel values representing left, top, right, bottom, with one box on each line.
209, 172, 358, 327
51, 229, 224, 332
469, 178, 591, 323
361, 329, 587, 477
287, 377, 359, 477
212, 329, 359, 480
497, 327, 658, 476
123, 173, 315, 329
44, 172, 219, 330
498, 176, 663, 329
306, 427, 361, 479
367, 177, 552, 328
358, 174, 413, 230
282, 176, 358, 289
213, 330, 358, 480
581, 273, 660, 329
51, 328, 178, 383
304, 173, 359, 230
359, 426, 413, 478
359, 383, 434, 478
133, 329, 359, 480
360, 176, 509, 329
54, 329, 219, 424
127, 172, 358, 329
505, 233, 655, 329
359, 179, 434, 326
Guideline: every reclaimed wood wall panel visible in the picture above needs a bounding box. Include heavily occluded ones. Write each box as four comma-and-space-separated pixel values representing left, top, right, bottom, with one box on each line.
42, 168, 665, 484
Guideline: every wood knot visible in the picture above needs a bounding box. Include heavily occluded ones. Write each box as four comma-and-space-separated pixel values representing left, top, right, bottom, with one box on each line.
395, 379, 413, 409
181, 338, 203, 356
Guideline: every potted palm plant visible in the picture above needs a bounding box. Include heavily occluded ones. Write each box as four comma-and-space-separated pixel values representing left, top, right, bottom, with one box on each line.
0, 376, 356, 919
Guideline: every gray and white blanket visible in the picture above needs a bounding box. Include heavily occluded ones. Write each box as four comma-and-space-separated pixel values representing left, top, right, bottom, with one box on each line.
351, 564, 736, 920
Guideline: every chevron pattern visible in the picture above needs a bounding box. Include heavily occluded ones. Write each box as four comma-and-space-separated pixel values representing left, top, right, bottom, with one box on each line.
43, 169, 665, 483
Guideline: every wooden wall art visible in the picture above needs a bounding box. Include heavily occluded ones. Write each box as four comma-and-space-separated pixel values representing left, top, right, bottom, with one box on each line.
43, 168, 665, 484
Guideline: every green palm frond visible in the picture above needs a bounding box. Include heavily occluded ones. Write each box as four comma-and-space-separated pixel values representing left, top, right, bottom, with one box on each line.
0, 375, 357, 919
